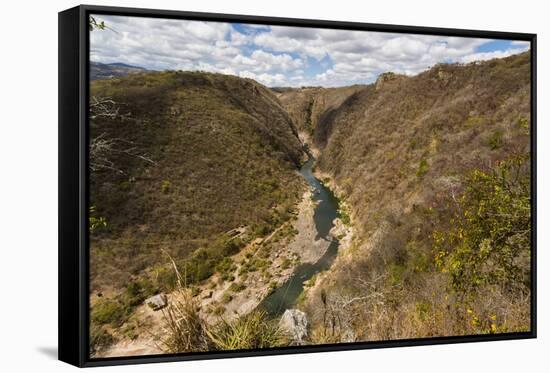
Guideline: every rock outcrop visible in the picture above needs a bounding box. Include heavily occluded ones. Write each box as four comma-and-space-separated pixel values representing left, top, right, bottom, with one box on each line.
145, 294, 167, 311
279, 309, 308, 345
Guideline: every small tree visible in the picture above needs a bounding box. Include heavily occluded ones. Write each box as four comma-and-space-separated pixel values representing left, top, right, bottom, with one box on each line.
434, 154, 531, 298
89, 16, 105, 31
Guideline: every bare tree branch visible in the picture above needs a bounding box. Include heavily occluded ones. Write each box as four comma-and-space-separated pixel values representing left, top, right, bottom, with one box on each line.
89, 96, 156, 175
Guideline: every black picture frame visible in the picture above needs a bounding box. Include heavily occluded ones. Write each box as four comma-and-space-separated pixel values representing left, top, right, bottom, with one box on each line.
59, 4, 537, 368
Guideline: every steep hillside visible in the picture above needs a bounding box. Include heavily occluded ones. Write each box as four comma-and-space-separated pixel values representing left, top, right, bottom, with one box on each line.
275, 86, 364, 149
88, 52, 532, 354
89, 71, 306, 296
318, 52, 530, 238
297, 52, 531, 341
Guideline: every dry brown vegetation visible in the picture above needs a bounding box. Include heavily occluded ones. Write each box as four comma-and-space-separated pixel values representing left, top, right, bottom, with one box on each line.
274, 85, 365, 149
158, 287, 289, 353
89, 71, 307, 351
90, 51, 532, 354
279, 52, 532, 341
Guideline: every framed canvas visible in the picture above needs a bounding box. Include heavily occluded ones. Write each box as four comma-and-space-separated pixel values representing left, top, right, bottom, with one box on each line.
58, 4, 537, 367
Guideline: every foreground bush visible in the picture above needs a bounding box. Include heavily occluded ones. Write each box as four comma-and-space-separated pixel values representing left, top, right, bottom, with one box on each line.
159, 290, 289, 353
206, 311, 289, 350
434, 154, 531, 299
159, 289, 211, 352
90, 325, 114, 357
158, 259, 289, 353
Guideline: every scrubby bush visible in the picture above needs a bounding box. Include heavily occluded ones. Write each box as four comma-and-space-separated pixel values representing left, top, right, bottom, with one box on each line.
221, 292, 233, 304
416, 158, 429, 178
434, 154, 530, 298
339, 210, 351, 226
206, 311, 289, 350
280, 258, 292, 270
228, 282, 246, 293
90, 325, 114, 356
158, 267, 289, 353
91, 299, 126, 326
161, 180, 171, 194
89, 205, 107, 234
488, 130, 504, 150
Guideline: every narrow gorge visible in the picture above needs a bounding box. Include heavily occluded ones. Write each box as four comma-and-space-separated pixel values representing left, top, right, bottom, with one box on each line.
90, 51, 531, 356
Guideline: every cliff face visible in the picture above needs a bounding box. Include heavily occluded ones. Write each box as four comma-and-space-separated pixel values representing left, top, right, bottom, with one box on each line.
275, 86, 365, 150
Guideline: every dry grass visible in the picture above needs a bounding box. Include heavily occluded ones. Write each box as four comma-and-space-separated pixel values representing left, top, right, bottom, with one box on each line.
206, 311, 289, 350
158, 289, 289, 353
156, 255, 290, 353
158, 289, 211, 352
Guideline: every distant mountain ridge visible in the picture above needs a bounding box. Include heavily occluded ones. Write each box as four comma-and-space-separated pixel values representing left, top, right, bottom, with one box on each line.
90, 61, 148, 80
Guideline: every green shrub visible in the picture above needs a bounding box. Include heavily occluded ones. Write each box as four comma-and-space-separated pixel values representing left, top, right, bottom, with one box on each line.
161, 180, 171, 194
389, 263, 406, 286
415, 302, 431, 322
488, 130, 504, 150
216, 257, 235, 275
228, 282, 246, 293
221, 273, 236, 282
123, 279, 156, 306
91, 299, 126, 326
339, 210, 351, 226
221, 292, 233, 304
416, 159, 429, 178
89, 205, 107, 234
517, 116, 529, 133
90, 325, 114, 356
267, 281, 278, 295
212, 305, 225, 316
434, 154, 530, 297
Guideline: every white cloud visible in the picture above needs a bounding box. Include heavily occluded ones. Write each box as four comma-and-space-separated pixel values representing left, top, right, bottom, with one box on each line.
460, 47, 530, 63
511, 40, 531, 48
238, 70, 287, 86
90, 15, 530, 87
250, 50, 303, 71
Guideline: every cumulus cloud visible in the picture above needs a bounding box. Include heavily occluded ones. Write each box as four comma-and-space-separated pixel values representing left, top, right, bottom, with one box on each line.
90, 15, 530, 87
460, 47, 530, 63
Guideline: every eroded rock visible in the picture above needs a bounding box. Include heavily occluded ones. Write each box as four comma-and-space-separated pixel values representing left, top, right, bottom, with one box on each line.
146, 294, 168, 311
279, 309, 308, 345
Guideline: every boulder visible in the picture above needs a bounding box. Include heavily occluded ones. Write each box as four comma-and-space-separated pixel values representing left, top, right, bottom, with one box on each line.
146, 294, 168, 311
279, 309, 308, 345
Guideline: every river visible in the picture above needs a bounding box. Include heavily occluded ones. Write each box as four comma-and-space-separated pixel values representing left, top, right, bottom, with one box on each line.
258, 158, 341, 317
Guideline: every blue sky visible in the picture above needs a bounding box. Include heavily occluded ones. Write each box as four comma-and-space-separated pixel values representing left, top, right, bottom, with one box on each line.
90, 16, 530, 87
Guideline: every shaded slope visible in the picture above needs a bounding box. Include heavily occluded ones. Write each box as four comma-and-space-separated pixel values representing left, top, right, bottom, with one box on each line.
275, 86, 364, 143
89, 71, 306, 292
